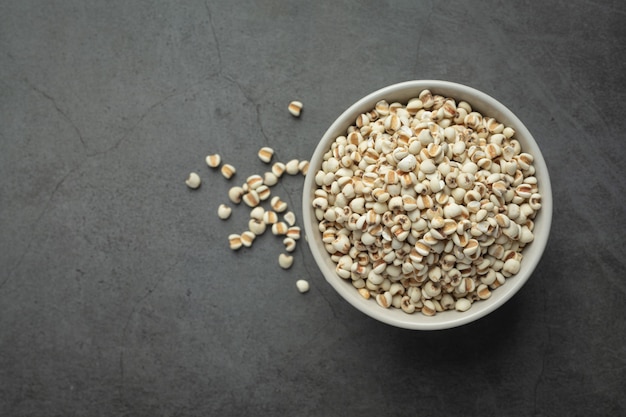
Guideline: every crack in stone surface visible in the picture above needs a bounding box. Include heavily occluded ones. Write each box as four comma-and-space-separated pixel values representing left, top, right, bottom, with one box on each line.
28, 82, 88, 151
0, 166, 79, 290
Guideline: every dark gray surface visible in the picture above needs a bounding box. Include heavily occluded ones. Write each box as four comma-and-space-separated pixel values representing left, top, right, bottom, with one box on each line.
1, 1, 625, 416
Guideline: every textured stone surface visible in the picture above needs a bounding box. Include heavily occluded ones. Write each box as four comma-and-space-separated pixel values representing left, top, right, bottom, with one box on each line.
1, 1, 625, 415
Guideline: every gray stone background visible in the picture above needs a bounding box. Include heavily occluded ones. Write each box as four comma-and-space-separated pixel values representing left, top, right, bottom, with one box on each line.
1, 1, 625, 416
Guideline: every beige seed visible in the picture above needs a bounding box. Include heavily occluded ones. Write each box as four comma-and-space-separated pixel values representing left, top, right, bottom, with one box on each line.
263, 172, 278, 186
298, 160, 310, 175
477, 284, 492, 299
221, 164, 236, 179
250, 206, 265, 220
185, 172, 201, 189
285, 159, 300, 175
286, 226, 301, 240
217, 204, 232, 220
263, 210, 278, 224
376, 292, 392, 309
228, 234, 242, 251
358, 288, 371, 300
272, 162, 286, 177
240, 231, 255, 247
296, 279, 310, 293
246, 174, 264, 190
502, 258, 521, 276
256, 185, 271, 201
271, 196, 288, 212
283, 237, 297, 252
284, 211, 296, 226
272, 222, 288, 235
421, 300, 436, 316
249, 218, 266, 235
455, 298, 472, 312
242, 190, 260, 207
288, 101, 303, 117
258, 147, 274, 163
205, 154, 221, 168
279, 253, 294, 269
228, 186, 244, 204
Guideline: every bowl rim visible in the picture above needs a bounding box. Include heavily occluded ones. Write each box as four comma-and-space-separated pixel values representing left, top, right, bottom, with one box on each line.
302, 80, 553, 330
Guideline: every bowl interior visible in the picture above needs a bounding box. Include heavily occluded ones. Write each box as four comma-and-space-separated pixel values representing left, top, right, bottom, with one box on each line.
302, 80, 553, 330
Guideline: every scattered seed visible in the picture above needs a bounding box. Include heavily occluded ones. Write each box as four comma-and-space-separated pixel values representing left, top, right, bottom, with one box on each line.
284, 211, 296, 226
258, 147, 274, 163
263, 172, 278, 186
298, 160, 310, 176
217, 204, 232, 220
272, 222, 288, 236
285, 159, 300, 175
221, 164, 236, 179
263, 210, 278, 224
228, 186, 244, 204
279, 253, 294, 269
185, 172, 201, 189
296, 279, 309, 293
249, 219, 266, 236
288, 101, 303, 117
271, 196, 288, 213
205, 154, 221, 168
246, 175, 264, 190
283, 237, 296, 252
242, 190, 260, 207
272, 162, 286, 177
286, 226, 301, 240
257, 185, 271, 201
228, 234, 242, 251
241, 231, 255, 247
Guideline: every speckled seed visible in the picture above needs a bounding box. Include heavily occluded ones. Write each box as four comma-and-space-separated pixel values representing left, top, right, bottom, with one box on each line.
205, 154, 221, 168
240, 231, 255, 247
283, 237, 296, 252
228, 186, 244, 204
279, 253, 294, 269
258, 147, 274, 163
185, 172, 201, 189
358, 288, 371, 299
285, 159, 300, 175
228, 234, 242, 251
272, 162, 286, 177
217, 204, 232, 220
220, 164, 236, 179
288, 101, 303, 117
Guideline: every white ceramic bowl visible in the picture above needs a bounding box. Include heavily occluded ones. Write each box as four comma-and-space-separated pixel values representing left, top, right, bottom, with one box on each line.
302, 80, 553, 330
